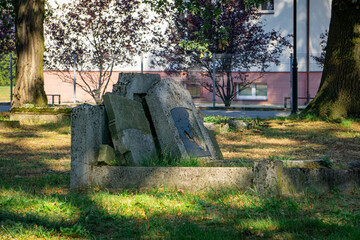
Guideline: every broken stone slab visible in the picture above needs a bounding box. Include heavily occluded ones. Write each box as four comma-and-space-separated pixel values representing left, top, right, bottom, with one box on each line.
228, 119, 248, 131
206, 129, 224, 160
203, 122, 217, 131
103, 93, 158, 165
70, 104, 112, 188
112, 73, 161, 100
219, 123, 230, 133
204, 122, 229, 133
97, 144, 115, 165
145, 78, 223, 160
120, 128, 159, 165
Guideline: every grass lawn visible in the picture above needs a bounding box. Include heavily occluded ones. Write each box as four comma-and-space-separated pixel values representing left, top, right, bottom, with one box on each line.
217, 117, 360, 168
0, 86, 11, 102
0, 117, 359, 239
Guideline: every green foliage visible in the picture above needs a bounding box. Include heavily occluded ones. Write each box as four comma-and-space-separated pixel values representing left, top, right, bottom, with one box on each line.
0, 53, 16, 86
244, 0, 270, 9
320, 156, 333, 168
203, 115, 230, 124
340, 118, 355, 128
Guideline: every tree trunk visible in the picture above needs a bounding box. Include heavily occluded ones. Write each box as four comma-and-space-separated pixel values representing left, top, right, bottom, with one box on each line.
12, 0, 47, 107
303, 0, 360, 119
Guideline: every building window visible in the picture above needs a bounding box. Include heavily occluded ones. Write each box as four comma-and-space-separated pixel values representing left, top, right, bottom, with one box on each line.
258, 0, 274, 14
237, 83, 268, 100
184, 82, 201, 98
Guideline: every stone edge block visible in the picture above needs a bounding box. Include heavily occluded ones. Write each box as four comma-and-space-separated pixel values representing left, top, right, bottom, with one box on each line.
70, 104, 108, 188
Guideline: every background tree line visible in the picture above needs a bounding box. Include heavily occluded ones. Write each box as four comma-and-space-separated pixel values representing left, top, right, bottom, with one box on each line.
0, 53, 16, 86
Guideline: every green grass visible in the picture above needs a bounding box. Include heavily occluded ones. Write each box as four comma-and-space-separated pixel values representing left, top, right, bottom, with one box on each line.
0, 85, 11, 102
1, 120, 360, 239
203, 115, 230, 124
1, 180, 359, 239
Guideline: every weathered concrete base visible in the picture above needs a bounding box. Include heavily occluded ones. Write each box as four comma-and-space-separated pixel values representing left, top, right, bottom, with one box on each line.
91, 167, 253, 192
72, 164, 360, 194
283, 168, 360, 193
253, 160, 284, 196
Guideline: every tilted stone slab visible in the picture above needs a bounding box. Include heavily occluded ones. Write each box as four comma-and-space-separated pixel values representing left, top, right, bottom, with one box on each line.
112, 73, 161, 100
145, 78, 223, 160
70, 104, 111, 188
103, 93, 158, 165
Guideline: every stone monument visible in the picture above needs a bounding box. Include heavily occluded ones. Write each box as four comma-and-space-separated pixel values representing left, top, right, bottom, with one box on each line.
70, 73, 223, 188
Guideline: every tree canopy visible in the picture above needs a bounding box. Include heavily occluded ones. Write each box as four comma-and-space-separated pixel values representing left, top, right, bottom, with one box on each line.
45, 0, 156, 103
150, 0, 289, 106
0, 0, 15, 55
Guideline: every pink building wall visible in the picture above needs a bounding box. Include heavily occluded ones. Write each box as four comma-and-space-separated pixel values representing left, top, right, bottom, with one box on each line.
199, 72, 322, 106
44, 71, 322, 106
44, 71, 170, 104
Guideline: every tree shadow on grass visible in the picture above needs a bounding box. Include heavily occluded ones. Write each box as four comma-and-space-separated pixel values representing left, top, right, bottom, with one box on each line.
1, 180, 360, 239
1, 121, 360, 238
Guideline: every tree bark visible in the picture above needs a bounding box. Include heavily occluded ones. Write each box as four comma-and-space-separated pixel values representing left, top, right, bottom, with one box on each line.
303, 0, 360, 119
12, 0, 47, 107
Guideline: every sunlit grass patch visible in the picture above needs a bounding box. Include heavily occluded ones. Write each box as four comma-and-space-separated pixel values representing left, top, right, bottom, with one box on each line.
0, 86, 10, 102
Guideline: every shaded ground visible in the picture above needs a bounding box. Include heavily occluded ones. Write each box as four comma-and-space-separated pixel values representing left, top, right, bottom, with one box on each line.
218, 118, 360, 168
0, 120, 359, 239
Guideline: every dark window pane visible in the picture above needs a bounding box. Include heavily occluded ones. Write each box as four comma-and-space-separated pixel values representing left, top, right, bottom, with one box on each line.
187, 83, 201, 98
256, 84, 267, 97
260, 0, 274, 10
239, 85, 253, 96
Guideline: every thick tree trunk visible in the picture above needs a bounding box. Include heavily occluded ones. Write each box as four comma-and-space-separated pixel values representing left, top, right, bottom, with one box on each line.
12, 0, 47, 107
303, 0, 360, 119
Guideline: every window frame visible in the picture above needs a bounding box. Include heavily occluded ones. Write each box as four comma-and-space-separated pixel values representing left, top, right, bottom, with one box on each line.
237, 83, 268, 101
184, 82, 201, 99
258, 0, 275, 14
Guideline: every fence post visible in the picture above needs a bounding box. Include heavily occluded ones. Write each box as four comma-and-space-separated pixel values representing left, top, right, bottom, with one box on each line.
290, 53, 293, 110
291, 0, 298, 115
10, 53, 13, 102
212, 53, 216, 109
73, 54, 76, 104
